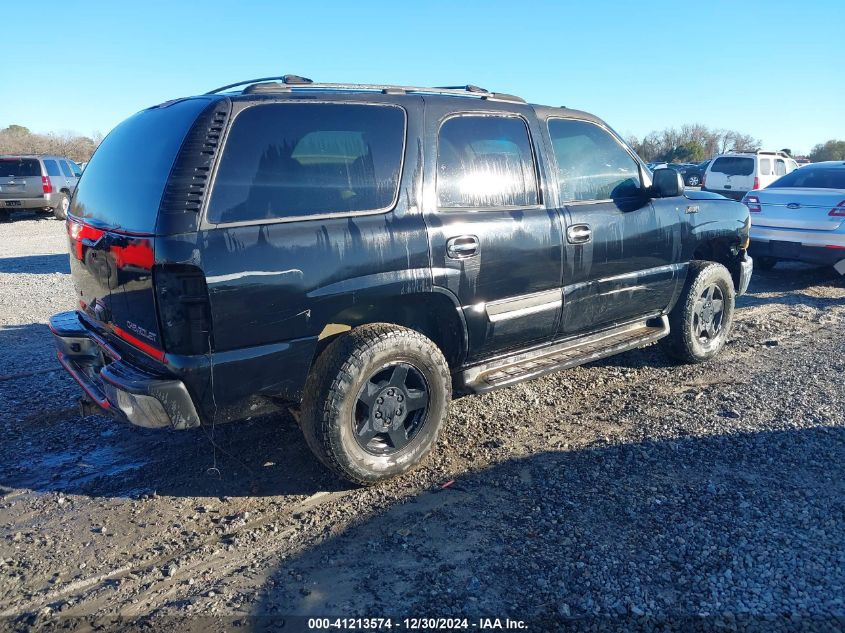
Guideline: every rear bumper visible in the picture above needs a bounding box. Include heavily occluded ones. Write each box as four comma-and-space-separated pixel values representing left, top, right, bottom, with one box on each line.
1, 196, 52, 210
49, 311, 201, 429
750, 225, 845, 266
749, 240, 845, 266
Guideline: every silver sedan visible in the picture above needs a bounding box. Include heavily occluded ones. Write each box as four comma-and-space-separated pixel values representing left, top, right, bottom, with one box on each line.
743, 161, 845, 273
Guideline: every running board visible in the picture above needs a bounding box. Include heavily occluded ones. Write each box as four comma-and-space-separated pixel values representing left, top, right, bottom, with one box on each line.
457, 316, 669, 394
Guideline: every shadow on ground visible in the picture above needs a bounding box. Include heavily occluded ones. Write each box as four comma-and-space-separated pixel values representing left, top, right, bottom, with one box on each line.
0, 253, 70, 274
252, 426, 845, 625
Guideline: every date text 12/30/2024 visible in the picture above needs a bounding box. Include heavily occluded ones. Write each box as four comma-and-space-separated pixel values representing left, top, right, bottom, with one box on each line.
307, 618, 528, 630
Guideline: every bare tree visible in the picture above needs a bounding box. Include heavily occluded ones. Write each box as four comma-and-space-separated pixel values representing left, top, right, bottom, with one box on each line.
0, 125, 101, 162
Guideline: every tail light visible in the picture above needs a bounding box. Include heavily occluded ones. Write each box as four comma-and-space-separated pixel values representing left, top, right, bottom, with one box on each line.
701, 173, 706, 187
742, 195, 761, 212
42, 176, 53, 194
829, 200, 845, 217
154, 265, 212, 355
752, 177, 760, 190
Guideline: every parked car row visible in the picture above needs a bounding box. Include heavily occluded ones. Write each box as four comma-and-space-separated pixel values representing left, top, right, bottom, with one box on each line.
0, 154, 83, 221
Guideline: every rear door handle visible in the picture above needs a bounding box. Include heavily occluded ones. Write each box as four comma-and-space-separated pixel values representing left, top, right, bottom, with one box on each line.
446, 235, 479, 259
566, 224, 592, 244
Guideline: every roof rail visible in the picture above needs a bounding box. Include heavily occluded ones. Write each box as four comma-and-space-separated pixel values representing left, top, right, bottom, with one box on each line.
205, 74, 313, 95
207, 76, 526, 103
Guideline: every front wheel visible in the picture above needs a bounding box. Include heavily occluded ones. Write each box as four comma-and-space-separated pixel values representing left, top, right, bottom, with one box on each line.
686, 174, 701, 187
300, 324, 451, 485
660, 261, 735, 364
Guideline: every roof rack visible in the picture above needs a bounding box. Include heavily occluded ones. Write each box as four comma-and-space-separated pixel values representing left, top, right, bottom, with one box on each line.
206, 75, 525, 103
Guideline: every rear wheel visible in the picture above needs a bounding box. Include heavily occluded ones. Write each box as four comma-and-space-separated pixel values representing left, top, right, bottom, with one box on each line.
54, 193, 70, 220
660, 261, 735, 364
300, 324, 451, 485
686, 174, 701, 187
755, 256, 777, 271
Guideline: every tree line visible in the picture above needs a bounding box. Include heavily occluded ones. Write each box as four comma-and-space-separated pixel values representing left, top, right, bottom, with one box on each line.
0, 125, 102, 164
627, 124, 845, 164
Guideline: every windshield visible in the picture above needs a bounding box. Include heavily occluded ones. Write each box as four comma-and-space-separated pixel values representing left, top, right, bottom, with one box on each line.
769, 168, 845, 190
0, 158, 41, 177
711, 156, 754, 176
70, 98, 212, 233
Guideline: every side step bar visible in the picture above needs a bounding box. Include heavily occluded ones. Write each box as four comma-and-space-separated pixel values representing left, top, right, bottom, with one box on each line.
457, 316, 669, 394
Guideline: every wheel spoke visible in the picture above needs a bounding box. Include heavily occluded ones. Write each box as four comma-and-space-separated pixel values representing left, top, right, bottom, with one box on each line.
404, 388, 428, 412
389, 364, 409, 388
705, 321, 718, 338
705, 285, 715, 301
388, 425, 408, 449
356, 421, 378, 444
693, 299, 706, 317
358, 380, 381, 408
711, 299, 724, 315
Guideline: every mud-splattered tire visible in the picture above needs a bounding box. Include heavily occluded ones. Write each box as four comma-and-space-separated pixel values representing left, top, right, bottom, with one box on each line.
660, 261, 735, 364
300, 324, 451, 485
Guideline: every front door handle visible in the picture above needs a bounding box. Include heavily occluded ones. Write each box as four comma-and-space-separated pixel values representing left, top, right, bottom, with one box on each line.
446, 235, 479, 259
566, 224, 592, 244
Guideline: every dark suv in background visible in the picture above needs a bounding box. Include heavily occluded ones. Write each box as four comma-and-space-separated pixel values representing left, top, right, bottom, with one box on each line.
51, 76, 752, 484
0, 154, 81, 220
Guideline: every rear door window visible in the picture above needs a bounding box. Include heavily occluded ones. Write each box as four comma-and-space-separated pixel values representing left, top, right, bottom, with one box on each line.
759, 158, 772, 176
710, 157, 754, 176
207, 103, 406, 224
436, 115, 538, 208
43, 160, 61, 177
0, 158, 41, 177
547, 118, 642, 201
775, 159, 787, 176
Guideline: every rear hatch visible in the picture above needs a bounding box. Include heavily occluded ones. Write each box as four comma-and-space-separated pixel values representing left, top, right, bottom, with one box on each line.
706, 156, 755, 193
68, 98, 215, 362
749, 188, 845, 231
0, 157, 44, 202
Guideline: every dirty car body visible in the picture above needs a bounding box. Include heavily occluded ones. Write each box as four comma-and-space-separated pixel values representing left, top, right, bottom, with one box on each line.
51, 77, 752, 482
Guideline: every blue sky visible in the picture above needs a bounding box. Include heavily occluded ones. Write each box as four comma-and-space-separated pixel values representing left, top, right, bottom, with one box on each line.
1, 0, 842, 155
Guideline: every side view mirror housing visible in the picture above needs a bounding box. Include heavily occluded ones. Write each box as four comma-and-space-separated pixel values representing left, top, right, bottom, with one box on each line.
651, 168, 685, 198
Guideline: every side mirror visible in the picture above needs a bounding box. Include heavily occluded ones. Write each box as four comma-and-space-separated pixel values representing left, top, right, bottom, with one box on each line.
651, 168, 684, 198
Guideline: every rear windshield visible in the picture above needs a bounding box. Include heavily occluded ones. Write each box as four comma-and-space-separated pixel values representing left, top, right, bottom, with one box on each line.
0, 158, 41, 177
70, 98, 212, 233
769, 168, 845, 190
710, 157, 754, 176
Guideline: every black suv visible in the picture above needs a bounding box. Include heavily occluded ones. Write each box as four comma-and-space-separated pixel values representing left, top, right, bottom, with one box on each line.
51, 76, 753, 484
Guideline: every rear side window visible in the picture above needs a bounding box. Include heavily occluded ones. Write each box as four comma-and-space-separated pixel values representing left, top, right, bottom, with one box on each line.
59, 161, 73, 177
207, 103, 406, 224
775, 159, 787, 176
437, 115, 538, 208
0, 158, 41, 177
710, 157, 754, 176
547, 118, 642, 201
769, 168, 845, 189
43, 160, 61, 177
759, 158, 771, 175
69, 161, 82, 177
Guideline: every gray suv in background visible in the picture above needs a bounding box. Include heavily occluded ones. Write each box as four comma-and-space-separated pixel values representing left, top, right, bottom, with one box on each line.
0, 154, 82, 221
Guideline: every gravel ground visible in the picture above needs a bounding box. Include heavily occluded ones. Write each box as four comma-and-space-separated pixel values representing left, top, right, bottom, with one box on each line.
0, 215, 844, 631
